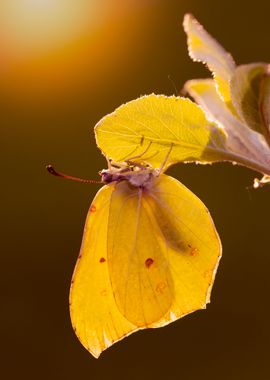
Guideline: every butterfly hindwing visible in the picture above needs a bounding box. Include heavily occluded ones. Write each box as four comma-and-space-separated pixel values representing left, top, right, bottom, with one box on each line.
145, 174, 221, 323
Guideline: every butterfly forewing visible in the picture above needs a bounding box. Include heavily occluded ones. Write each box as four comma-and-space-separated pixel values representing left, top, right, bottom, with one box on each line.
69, 184, 137, 358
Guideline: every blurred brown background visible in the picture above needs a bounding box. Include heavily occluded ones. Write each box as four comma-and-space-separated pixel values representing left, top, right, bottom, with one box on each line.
1, 0, 270, 378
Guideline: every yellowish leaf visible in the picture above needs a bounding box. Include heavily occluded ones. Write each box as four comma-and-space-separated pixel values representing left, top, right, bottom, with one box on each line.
230, 63, 268, 134
184, 78, 270, 174
259, 67, 270, 144
95, 94, 226, 169
183, 13, 235, 105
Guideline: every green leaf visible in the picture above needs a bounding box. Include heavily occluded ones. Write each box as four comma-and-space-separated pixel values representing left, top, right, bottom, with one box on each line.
95, 94, 227, 169
230, 63, 268, 134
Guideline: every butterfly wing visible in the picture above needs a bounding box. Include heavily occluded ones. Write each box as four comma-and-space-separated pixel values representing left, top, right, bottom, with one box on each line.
69, 184, 137, 358
107, 173, 221, 329
70, 174, 221, 358
144, 174, 222, 326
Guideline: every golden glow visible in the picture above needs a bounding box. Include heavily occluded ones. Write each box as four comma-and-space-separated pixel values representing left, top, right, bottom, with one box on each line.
2, 0, 102, 56
1, 1, 155, 103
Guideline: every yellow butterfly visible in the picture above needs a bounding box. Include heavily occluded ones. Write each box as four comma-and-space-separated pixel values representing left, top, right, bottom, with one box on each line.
49, 145, 221, 358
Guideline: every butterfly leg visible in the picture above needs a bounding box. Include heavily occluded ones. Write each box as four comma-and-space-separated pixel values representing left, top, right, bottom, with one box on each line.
126, 141, 152, 163
158, 143, 174, 173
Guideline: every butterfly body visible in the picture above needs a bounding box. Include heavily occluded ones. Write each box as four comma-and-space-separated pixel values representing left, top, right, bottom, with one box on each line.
100, 161, 159, 188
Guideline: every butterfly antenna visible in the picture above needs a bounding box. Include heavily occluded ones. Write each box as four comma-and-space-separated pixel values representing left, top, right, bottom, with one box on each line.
46, 165, 102, 184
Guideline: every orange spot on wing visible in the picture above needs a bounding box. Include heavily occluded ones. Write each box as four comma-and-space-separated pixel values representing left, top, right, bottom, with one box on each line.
204, 269, 212, 282
190, 247, 199, 256
188, 244, 199, 256
145, 257, 154, 268
100, 289, 108, 296
156, 281, 167, 294
90, 204, 96, 212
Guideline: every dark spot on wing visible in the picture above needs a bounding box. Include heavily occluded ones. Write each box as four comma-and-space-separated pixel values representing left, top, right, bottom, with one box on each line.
145, 257, 154, 268
140, 135, 145, 145
99, 257, 106, 263
90, 204, 96, 212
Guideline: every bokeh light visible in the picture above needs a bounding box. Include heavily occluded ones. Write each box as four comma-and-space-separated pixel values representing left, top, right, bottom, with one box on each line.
0, 0, 155, 103
2, 0, 102, 56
